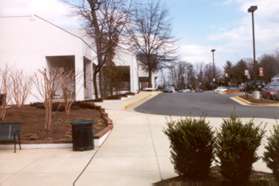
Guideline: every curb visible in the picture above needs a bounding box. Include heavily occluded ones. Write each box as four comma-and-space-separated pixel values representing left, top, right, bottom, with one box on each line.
0, 129, 112, 150
123, 91, 161, 110
231, 96, 279, 107
231, 96, 251, 106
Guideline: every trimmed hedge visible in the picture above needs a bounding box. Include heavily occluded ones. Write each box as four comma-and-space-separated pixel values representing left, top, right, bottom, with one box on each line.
164, 118, 215, 180
216, 116, 264, 185
263, 125, 279, 184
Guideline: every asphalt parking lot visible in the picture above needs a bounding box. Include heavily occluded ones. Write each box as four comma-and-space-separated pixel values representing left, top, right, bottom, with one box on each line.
135, 91, 279, 119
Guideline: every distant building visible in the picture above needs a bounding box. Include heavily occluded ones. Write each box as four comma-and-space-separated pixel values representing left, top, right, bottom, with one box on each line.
137, 64, 158, 90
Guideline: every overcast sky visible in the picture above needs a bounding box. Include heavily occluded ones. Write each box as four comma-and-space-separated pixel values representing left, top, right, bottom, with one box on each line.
1, 0, 279, 67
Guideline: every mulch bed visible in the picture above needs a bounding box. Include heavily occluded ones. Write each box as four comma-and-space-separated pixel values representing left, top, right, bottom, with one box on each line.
240, 95, 279, 104
1, 102, 109, 144
224, 89, 241, 94
154, 167, 277, 186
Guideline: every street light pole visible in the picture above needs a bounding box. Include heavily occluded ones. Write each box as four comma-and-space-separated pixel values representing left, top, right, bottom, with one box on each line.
248, 5, 258, 79
211, 49, 216, 81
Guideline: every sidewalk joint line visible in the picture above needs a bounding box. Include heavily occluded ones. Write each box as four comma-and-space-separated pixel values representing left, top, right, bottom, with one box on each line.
72, 130, 113, 186
146, 116, 163, 181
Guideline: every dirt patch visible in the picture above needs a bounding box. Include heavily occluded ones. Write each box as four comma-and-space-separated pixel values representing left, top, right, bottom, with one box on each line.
1, 103, 108, 144
240, 95, 279, 104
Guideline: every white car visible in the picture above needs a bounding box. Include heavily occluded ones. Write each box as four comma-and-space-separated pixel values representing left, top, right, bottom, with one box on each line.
214, 86, 228, 94
181, 89, 191, 93
163, 86, 175, 93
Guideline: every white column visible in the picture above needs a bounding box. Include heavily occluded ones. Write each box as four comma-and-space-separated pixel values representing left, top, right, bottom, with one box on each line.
86, 61, 94, 99
75, 54, 85, 101
129, 55, 139, 93
129, 56, 134, 92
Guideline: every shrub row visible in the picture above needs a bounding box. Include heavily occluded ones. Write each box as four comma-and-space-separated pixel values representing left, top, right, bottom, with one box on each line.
164, 116, 279, 185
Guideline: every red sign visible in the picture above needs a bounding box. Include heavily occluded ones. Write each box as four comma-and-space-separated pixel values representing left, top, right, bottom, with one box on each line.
259, 67, 264, 77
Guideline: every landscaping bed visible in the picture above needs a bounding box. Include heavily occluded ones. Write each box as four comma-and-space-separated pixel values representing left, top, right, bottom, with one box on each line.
1, 102, 110, 144
224, 89, 241, 94
240, 95, 279, 104
154, 167, 277, 186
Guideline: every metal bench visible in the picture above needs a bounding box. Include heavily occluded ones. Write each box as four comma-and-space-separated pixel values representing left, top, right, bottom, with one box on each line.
0, 122, 21, 153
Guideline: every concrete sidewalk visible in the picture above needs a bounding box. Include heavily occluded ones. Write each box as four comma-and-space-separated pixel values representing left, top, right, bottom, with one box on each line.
75, 111, 274, 186
0, 92, 275, 186
0, 149, 97, 186
76, 110, 175, 186
76, 94, 274, 186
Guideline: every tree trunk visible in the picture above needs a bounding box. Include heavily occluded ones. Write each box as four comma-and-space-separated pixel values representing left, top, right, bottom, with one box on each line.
99, 71, 103, 98
93, 72, 99, 99
148, 69, 152, 88
44, 100, 52, 131
0, 107, 6, 121
47, 102, 52, 130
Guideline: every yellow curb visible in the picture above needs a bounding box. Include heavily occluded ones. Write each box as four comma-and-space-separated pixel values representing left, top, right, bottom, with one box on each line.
231, 96, 279, 107
231, 96, 251, 106
123, 91, 161, 110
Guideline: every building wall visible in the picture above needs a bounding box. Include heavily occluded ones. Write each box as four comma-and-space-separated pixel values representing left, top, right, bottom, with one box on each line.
137, 63, 158, 89
0, 15, 96, 102
0, 15, 139, 104
114, 48, 139, 93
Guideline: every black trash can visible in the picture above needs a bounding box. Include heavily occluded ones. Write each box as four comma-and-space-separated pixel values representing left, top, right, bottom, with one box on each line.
71, 120, 95, 151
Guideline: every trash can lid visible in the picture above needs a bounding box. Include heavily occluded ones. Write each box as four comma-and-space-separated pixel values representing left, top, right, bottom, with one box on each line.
70, 120, 95, 125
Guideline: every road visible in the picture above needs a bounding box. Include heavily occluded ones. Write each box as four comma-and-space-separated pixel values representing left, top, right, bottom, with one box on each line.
135, 91, 279, 119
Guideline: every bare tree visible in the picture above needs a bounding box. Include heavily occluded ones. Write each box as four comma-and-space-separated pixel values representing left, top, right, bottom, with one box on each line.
58, 70, 76, 115
73, 0, 131, 99
10, 70, 32, 108
193, 63, 204, 90
167, 61, 196, 90
258, 54, 279, 82
33, 69, 60, 131
0, 66, 10, 120
186, 64, 196, 90
129, 0, 176, 87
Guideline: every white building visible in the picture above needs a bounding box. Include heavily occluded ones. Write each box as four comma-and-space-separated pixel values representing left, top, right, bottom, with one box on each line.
0, 15, 139, 103
137, 64, 158, 90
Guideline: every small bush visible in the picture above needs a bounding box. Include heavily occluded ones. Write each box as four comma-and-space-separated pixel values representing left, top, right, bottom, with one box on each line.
216, 116, 264, 185
263, 125, 279, 184
164, 117, 215, 180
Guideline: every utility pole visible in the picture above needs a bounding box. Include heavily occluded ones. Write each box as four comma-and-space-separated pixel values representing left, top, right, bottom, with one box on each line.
211, 49, 216, 82
248, 5, 258, 79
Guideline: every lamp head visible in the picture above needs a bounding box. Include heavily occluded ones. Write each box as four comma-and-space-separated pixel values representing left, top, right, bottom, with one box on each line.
211, 49, 216, 53
248, 5, 258, 13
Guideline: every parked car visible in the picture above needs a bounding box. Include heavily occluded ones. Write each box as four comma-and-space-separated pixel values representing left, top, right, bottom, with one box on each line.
214, 86, 228, 94
271, 74, 279, 82
195, 88, 204, 93
239, 83, 245, 91
163, 86, 175, 93
261, 82, 279, 100
178, 89, 191, 93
